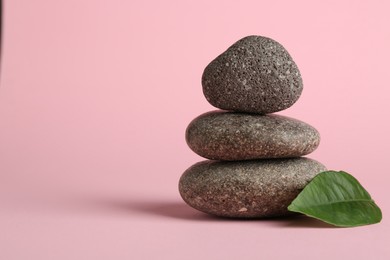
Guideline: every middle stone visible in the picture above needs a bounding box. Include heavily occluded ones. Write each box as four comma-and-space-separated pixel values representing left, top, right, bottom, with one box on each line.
186, 110, 320, 161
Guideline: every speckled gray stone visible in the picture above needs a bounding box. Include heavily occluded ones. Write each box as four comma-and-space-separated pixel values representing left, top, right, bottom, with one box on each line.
202, 35, 303, 114
179, 158, 326, 218
186, 110, 320, 161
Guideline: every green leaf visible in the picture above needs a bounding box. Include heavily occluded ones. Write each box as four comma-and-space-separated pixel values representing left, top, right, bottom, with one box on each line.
288, 171, 382, 227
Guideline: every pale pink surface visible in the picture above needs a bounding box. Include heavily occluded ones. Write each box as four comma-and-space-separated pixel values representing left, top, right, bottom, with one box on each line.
1, 0, 389, 259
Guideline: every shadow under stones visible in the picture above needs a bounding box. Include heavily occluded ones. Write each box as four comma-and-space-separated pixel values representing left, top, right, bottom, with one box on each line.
85, 197, 335, 228
84, 197, 218, 221
268, 214, 336, 229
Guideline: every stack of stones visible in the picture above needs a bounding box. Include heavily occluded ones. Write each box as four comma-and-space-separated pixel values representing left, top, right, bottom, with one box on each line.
179, 36, 327, 218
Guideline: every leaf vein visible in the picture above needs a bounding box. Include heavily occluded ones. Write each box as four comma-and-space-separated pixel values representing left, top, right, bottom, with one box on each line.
294, 198, 375, 208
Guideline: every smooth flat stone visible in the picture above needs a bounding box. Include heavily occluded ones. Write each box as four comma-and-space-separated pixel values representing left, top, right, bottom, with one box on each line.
186, 111, 320, 160
202, 35, 303, 114
179, 158, 327, 218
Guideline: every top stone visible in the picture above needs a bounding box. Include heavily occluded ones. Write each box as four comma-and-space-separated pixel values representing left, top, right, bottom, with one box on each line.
202, 35, 303, 114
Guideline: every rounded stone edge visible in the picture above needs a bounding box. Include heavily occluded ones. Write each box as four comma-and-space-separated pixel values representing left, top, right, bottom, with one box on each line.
201, 35, 304, 114
185, 110, 321, 161
178, 158, 327, 218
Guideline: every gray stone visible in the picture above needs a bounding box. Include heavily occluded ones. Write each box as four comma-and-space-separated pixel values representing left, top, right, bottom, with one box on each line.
186, 110, 320, 161
202, 35, 303, 114
179, 158, 326, 218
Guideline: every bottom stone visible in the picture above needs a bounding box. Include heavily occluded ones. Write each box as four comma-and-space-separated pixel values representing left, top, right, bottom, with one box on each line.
179, 158, 326, 218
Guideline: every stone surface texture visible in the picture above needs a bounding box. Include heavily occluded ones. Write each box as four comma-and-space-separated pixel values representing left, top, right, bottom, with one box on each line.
179, 158, 327, 218
186, 110, 320, 161
202, 35, 303, 114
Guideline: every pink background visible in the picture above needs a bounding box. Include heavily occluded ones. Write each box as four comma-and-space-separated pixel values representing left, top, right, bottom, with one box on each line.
1, 0, 389, 259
